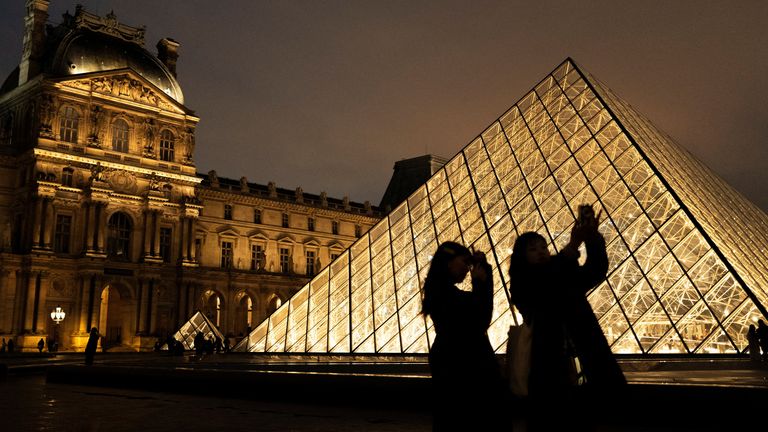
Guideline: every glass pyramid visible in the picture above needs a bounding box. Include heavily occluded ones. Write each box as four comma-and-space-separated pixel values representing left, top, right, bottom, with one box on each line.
164, 311, 226, 351
233, 58, 768, 355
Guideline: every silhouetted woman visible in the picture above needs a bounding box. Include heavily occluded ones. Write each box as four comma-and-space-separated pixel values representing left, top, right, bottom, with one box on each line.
422, 241, 502, 430
508, 206, 625, 427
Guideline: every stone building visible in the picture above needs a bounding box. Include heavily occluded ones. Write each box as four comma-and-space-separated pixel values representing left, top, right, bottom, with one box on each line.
0, 2, 381, 351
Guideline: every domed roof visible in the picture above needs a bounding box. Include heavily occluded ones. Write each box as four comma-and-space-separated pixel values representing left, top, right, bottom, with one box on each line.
51, 30, 184, 104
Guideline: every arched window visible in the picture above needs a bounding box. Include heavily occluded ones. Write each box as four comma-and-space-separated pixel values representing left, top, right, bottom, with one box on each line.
59, 106, 79, 143
107, 212, 132, 260
159, 129, 174, 162
267, 295, 282, 315
111, 119, 129, 152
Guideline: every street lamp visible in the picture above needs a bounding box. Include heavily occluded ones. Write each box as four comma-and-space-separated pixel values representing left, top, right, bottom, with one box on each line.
50, 305, 66, 352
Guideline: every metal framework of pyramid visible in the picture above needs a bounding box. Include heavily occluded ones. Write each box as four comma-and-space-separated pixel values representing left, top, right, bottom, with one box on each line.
164, 311, 226, 350
234, 58, 768, 355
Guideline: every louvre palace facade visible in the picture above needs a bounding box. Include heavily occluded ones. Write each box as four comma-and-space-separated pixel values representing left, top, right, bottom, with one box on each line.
0, 2, 382, 351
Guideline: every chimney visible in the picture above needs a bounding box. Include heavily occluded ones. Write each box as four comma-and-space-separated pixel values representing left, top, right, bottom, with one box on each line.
157, 38, 180, 77
18, 0, 49, 86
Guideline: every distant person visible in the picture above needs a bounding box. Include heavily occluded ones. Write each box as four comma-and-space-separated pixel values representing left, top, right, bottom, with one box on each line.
214, 336, 222, 353
757, 320, 768, 362
37, 338, 45, 353
747, 324, 761, 363
421, 241, 503, 430
6, 338, 14, 353
508, 205, 625, 429
223, 337, 231, 353
194, 332, 204, 358
85, 327, 99, 366
1, 338, 6, 353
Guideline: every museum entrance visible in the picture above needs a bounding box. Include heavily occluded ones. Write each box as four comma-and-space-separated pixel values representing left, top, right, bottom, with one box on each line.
98, 284, 134, 350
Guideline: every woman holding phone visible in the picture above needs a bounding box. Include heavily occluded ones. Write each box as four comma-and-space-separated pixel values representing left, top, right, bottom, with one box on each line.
508, 204, 625, 427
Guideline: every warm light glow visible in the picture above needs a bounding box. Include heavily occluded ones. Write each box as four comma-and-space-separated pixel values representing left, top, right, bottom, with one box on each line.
50, 306, 66, 324
233, 59, 768, 356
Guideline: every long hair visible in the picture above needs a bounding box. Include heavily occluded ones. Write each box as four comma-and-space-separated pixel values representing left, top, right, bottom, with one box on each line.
421, 241, 471, 317
507, 232, 546, 310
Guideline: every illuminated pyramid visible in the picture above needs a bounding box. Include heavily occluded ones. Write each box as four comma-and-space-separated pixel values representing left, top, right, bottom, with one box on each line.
164, 311, 226, 350
234, 58, 768, 355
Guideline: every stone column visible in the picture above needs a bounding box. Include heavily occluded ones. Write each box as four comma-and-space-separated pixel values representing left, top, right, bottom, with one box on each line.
32, 197, 43, 248
152, 212, 161, 257
43, 199, 54, 249
96, 203, 108, 253
22, 271, 39, 332
186, 218, 196, 261
11, 270, 24, 334
178, 217, 188, 262
135, 279, 144, 334
140, 210, 148, 258
89, 203, 99, 251
81, 203, 91, 253
145, 280, 155, 335
76, 275, 89, 333
33, 272, 49, 333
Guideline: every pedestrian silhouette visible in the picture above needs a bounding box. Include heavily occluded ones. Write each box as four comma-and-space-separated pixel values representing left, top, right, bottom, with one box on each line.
37, 338, 45, 353
508, 205, 625, 428
747, 324, 761, 363
421, 241, 503, 430
1, 338, 6, 353
757, 320, 768, 362
194, 331, 205, 358
85, 327, 99, 365
6, 338, 13, 353
214, 336, 222, 353
223, 337, 231, 353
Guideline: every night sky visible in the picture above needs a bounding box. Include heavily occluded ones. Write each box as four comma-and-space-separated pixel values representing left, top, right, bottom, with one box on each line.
1, 1, 766, 212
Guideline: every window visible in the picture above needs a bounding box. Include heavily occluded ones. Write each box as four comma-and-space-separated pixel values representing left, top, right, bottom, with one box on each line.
246, 297, 253, 327
306, 250, 316, 276
282, 213, 289, 228
332, 220, 339, 235
221, 241, 234, 268
331, 253, 339, 261
111, 119, 129, 152
107, 212, 132, 260
253, 208, 261, 224
224, 204, 233, 220
159, 227, 172, 262
355, 225, 362, 237
308, 217, 315, 231
59, 106, 79, 143
251, 244, 264, 271
53, 215, 72, 253
61, 167, 73, 187
279, 247, 290, 273
159, 129, 175, 162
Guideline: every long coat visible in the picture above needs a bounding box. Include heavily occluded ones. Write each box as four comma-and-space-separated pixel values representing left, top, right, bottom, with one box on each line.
427, 261, 502, 429
510, 235, 625, 396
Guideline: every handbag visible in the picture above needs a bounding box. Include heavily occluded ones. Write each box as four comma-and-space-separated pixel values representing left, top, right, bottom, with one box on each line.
506, 323, 533, 397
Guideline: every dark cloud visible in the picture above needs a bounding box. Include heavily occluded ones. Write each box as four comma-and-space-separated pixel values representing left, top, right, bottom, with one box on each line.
1, 1, 766, 211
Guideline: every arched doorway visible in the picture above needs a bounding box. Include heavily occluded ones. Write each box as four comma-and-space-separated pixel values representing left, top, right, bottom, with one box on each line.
234, 292, 254, 336
266, 294, 282, 315
107, 212, 132, 261
201, 289, 224, 327
98, 283, 134, 350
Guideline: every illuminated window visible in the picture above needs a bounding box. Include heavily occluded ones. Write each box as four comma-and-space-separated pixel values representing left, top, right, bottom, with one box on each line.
107, 212, 132, 260
159, 129, 174, 162
59, 106, 79, 143
282, 213, 289, 228
247, 297, 253, 327
332, 220, 339, 235
61, 167, 73, 187
305, 250, 316, 276
224, 204, 233, 220
330, 253, 339, 261
159, 227, 172, 263
111, 119, 129, 152
220, 241, 233, 268
251, 244, 264, 270
53, 215, 72, 254
279, 247, 290, 273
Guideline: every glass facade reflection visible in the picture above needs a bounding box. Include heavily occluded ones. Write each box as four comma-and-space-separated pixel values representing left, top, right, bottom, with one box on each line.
234, 59, 768, 355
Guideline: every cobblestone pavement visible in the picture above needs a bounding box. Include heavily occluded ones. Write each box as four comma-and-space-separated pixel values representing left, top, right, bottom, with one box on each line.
0, 375, 432, 432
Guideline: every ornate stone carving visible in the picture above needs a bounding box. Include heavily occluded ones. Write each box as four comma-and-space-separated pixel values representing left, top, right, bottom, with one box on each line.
142, 118, 157, 158
343, 195, 351, 211
87, 105, 105, 146
71, 5, 146, 46
208, 170, 219, 188
182, 126, 195, 164
107, 170, 138, 194
295, 187, 303, 204
320, 191, 328, 208
38, 94, 56, 138
147, 172, 161, 192
240, 177, 249, 193
89, 162, 109, 183
268, 182, 277, 198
